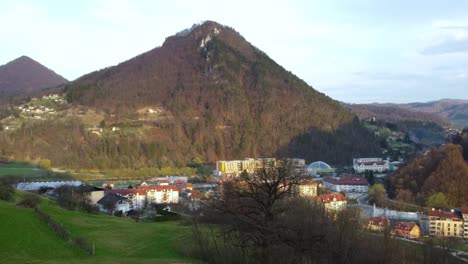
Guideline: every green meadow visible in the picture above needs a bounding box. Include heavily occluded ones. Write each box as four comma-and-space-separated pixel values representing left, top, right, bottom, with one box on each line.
0, 192, 198, 264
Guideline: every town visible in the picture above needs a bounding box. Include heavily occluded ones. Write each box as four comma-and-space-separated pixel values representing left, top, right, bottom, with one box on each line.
14, 156, 468, 244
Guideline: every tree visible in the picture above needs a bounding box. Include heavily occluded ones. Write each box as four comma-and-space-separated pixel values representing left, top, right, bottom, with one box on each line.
0, 184, 14, 201
369, 184, 386, 206
425, 192, 449, 208
38, 159, 51, 169
99, 119, 106, 128
207, 160, 304, 262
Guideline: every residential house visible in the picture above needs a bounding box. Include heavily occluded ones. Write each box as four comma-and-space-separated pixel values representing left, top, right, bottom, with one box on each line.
428, 209, 463, 238
392, 221, 421, 239
315, 193, 347, 212
322, 175, 369, 193
367, 217, 389, 232
97, 193, 130, 214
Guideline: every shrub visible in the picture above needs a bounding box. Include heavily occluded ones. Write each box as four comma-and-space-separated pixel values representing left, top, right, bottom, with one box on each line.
17, 193, 41, 208
0, 184, 14, 201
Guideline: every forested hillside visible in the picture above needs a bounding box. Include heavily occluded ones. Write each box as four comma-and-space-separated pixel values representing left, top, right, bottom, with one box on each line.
0, 21, 380, 168
389, 139, 468, 208
0, 56, 67, 99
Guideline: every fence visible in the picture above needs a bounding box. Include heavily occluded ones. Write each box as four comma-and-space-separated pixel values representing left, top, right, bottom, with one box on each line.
34, 207, 95, 256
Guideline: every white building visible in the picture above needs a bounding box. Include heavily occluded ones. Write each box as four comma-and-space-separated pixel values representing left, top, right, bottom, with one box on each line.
315, 193, 347, 212
105, 185, 179, 210
462, 208, 468, 240
322, 175, 369, 193
16, 181, 82, 191
353, 158, 389, 173
97, 193, 130, 214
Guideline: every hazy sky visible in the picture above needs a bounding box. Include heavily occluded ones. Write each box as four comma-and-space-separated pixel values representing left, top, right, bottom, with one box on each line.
1, 0, 468, 103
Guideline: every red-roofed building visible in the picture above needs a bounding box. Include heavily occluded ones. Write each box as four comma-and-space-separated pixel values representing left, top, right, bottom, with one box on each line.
106, 185, 179, 210
392, 221, 421, 239
428, 209, 463, 238
367, 217, 389, 232
315, 193, 347, 211
323, 175, 369, 193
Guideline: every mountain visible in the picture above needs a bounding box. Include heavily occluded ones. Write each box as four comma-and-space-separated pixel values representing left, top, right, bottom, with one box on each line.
345, 103, 449, 126
0, 56, 67, 98
0, 21, 380, 169
402, 99, 468, 128
348, 99, 468, 128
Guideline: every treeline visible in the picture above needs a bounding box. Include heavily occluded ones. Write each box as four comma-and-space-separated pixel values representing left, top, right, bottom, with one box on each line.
389, 143, 468, 208
347, 103, 449, 127
186, 162, 461, 264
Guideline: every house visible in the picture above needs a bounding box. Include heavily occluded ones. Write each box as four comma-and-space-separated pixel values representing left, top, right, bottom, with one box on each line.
102, 182, 114, 189
367, 217, 389, 232
315, 193, 347, 211
462, 208, 468, 239
392, 221, 421, 239
295, 180, 319, 198
105, 189, 147, 210
97, 193, 130, 214
322, 175, 369, 193
353, 158, 389, 173
428, 208, 463, 238
76, 185, 105, 205
157, 179, 169, 186
214, 158, 276, 178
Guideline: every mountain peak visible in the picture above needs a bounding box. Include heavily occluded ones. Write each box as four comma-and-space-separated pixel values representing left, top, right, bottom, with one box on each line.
0, 56, 68, 98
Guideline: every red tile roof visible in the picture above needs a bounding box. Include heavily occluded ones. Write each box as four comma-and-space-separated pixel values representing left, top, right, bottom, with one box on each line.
135, 185, 179, 192
315, 193, 346, 203
368, 217, 388, 226
394, 221, 418, 231
461, 208, 468, 214
427, 209, 462, 219
323, 175, 368, 186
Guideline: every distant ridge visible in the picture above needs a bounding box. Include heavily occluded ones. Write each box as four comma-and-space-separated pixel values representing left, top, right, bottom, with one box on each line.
0, 56, 67, 98
347, 99, 468, 128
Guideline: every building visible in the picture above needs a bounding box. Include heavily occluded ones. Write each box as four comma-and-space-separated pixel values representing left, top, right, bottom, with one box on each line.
322, 175, 369, 193
106, 185, 179, 210
307, 161, 335, 177
16, 181, 82, 191
214, 158, 277, 178
367, 217, 389, 232
392, 221, 421, 239
462, 208, 468, 239
295, 181, 320, 198
97, 193, 130, 214
315, 193, 347, 211
353, 158, 389, 173
428, 209, 463, 238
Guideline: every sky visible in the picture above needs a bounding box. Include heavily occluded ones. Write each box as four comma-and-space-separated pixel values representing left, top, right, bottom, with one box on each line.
1, 0, 468, 103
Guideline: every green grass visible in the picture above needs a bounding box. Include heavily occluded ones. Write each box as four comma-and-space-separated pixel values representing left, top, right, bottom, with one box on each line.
0, 192, 199, 263
0, 161, 45, 177
0, 199, 84, 264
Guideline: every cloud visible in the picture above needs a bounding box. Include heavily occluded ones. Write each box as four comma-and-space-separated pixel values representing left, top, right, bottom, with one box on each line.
422, 38, 468, 55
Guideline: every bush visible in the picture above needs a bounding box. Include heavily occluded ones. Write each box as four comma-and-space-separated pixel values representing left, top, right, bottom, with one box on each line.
17, 193, 41, 208
0, 184, 14, 201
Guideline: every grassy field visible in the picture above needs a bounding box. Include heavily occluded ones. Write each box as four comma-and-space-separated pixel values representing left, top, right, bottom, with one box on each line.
0, 161, 46, 177
0, 192, 198, 264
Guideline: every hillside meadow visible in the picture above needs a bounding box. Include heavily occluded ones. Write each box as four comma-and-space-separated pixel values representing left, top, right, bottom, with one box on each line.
0, 191, 199, 264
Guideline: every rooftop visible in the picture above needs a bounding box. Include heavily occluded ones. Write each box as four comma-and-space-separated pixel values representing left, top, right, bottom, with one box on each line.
315, 193, 346, 203
323, 175, 368, 186
427, 209, 462, 219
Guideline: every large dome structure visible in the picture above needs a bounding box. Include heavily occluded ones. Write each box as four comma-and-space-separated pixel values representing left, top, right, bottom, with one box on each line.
307, 161, 335, 177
